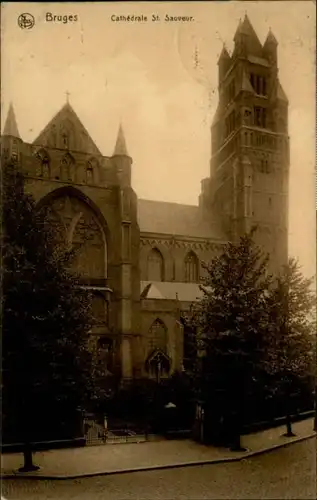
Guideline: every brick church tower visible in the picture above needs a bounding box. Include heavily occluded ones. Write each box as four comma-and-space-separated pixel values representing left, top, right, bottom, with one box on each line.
200, 15, 290, 273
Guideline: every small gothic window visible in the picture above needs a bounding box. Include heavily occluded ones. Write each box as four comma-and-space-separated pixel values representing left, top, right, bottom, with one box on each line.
86, 164, 93, 183
35, 149, 50, 177
62, 132, 69, 149
250, 74, 255, 89
184, 251, 199, 283
254, 107, 267, 128
60, 153, 74, 181
147, 248, 164, 282
250, 73, 267, 96
42, 161, 50, 178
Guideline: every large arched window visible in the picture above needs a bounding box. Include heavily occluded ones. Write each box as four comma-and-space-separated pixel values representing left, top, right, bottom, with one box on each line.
147, 248, 164, 281
184, 251, 199, 283
148, 318, 167, 352
43, 193, 107, 280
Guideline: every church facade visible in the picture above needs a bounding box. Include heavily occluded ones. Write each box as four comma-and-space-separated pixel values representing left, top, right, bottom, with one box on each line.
2, 17, 289, 382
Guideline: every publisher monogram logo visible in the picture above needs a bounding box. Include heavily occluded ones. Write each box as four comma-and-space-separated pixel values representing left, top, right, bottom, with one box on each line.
18, 13, 35, 29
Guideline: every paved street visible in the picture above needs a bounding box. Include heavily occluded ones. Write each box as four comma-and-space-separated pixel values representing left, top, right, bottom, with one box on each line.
2, 418, 314, 478
2, 439, 316, 500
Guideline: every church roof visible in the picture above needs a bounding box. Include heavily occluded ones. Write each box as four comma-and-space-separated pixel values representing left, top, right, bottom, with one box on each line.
137, 199, 225, 239
141, 281, 204, 302
247, 55, 270, 67
113, 123, 128, 156
3, 103, 21, 138
32, 102, 102, 155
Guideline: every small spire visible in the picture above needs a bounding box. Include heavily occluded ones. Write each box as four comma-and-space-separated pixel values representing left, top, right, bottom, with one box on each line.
264, 28, 278, 46
218, 43, 230, 62
233, 19, 243, 42
233, 14, 262, 47
113, 123, 128, 156
3, 103, 21, 138
65, 90, 70, 104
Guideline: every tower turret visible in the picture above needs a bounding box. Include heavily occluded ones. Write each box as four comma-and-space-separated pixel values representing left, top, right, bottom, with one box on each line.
263, 28, 278, 67
217, 45, 231, 84
1, 103, 23, 162
112, 124, 132, 187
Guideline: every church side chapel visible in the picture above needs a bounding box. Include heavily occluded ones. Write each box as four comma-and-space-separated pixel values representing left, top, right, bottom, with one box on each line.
1, 16, 289, 384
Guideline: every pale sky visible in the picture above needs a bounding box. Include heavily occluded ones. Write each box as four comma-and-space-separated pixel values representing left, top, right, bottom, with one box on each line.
1, 1, 316, 279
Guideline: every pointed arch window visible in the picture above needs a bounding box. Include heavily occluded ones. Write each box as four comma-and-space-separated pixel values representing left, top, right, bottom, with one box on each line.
35, 149, 50, 178
148, 319, 167, 352
62, 132, 69, 149
86, 158, 98, 184
184, 251, 199, 283
147, 248, 164, 281
60, 152, 74, 181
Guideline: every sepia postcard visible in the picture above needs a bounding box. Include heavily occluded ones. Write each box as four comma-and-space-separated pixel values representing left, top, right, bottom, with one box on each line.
1, 1, 316, 499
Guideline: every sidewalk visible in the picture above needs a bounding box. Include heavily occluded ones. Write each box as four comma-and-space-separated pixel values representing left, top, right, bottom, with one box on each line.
1, 418, 315, 480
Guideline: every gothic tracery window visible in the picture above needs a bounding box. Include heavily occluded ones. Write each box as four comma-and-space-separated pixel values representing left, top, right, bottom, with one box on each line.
45, 195, 107, 280
71, 210, 105, 279
147, 248, 164, 281
184, 251, 199, 283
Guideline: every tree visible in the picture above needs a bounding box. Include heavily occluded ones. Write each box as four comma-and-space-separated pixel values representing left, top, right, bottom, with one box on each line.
264, 258, 315, 436
185, 228, 272, 450
2, 162, 109, 471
